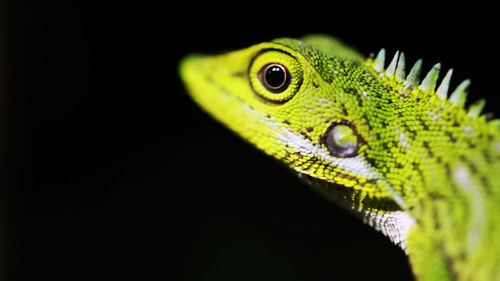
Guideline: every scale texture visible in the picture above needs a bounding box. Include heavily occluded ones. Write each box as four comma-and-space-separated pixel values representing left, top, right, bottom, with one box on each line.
180, 34, 500, 281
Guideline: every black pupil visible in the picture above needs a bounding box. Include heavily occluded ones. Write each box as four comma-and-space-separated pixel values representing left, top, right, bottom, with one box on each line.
265, 65, 286, 88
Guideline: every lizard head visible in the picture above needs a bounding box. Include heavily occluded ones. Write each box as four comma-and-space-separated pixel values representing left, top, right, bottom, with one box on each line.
179, 34, 495, 221
180, 35, 405, 209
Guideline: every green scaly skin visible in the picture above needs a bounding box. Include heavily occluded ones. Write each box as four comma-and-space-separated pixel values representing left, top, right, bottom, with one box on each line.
179, 34, 500, 281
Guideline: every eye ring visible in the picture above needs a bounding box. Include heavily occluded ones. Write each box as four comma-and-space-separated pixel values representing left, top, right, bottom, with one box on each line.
258, 63, 291, 93
248, 49, 302, 103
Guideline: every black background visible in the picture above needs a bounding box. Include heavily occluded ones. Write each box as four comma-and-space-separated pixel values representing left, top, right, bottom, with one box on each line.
2, 2, 498, 281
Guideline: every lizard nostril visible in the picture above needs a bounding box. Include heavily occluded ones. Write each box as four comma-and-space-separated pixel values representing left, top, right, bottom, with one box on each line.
324, 124, 359, 158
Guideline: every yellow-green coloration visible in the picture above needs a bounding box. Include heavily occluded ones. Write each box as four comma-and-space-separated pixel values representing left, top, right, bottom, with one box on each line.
179, 34, 500, 281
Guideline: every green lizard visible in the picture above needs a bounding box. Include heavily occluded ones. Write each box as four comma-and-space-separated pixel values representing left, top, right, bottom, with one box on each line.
179, 34, 500, 281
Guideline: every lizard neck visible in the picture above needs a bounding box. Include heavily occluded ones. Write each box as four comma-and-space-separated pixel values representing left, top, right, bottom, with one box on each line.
376, 99, 500, 280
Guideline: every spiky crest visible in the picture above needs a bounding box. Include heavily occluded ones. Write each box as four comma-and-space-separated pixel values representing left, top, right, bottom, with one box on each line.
365, 49, 490, 120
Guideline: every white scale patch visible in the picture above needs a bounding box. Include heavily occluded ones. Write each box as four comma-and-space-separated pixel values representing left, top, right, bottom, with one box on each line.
463, 126, 475, 135
428, 110, 442, 122
494, 141, 500, 153
453, 166, 484, 253
363, 210, 416, 252
394, 128, 411, 151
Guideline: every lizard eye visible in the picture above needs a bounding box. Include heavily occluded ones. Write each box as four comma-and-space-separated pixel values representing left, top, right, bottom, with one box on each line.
249, 50, 303, 103
324, 124, 359, 158
259, 63, 291, 93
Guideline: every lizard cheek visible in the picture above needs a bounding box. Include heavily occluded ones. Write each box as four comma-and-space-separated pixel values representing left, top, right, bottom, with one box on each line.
324, 124, 359, 158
